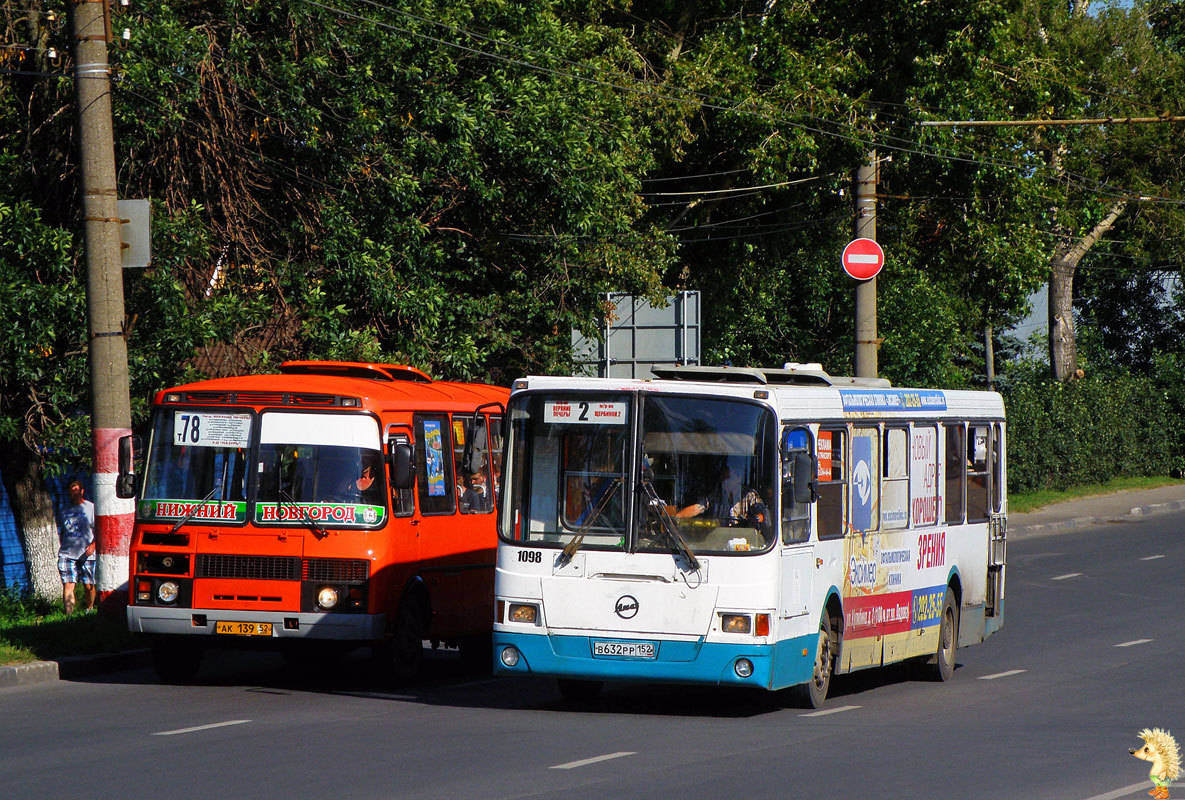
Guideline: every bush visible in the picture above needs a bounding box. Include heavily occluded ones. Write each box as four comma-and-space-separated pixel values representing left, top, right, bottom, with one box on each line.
1003, 368, 1178, 493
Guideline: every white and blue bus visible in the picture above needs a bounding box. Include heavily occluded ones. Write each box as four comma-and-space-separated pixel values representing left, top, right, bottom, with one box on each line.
492, 364, 1006, 706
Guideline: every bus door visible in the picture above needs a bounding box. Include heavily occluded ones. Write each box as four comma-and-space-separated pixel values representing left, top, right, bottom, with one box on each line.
778, 427, 814, 630
843, 425, 883, 670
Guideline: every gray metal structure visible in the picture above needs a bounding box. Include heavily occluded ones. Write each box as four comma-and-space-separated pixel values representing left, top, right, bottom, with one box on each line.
572, 291, 701, 378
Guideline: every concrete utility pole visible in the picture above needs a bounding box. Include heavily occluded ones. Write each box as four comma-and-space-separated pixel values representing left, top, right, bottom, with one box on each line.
69, 0, 133, 611
854, 152, 879, 378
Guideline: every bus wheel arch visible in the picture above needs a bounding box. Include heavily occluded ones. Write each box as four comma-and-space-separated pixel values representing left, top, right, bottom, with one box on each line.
792, 594, 842, 709
929, 581, 960, 682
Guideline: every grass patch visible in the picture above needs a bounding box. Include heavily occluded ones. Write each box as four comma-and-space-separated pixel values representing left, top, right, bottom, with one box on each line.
1009, 476, 1185, 514
0, 584, 139, 667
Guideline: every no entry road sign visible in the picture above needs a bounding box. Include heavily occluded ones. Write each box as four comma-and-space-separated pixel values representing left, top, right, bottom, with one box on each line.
841, 237, 884, 281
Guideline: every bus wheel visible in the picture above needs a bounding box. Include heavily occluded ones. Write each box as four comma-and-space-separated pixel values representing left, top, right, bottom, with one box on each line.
151, 636, 203, 684
929, 589, 959, 682
557, 678, 603, 704
391, 591, 426, 680
793, 617, 833, 709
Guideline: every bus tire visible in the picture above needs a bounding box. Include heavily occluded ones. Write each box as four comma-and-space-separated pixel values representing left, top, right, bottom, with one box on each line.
557, 678, 603, 703
929, 588, 959, 682
390, 590, 427, 680
151, 636, 203, 684
792, 617, 834, 709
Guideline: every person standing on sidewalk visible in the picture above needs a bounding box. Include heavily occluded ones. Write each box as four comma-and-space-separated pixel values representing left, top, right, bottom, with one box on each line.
57, 479, 96, 614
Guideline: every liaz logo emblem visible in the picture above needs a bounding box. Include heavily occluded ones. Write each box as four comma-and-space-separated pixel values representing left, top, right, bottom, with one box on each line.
615, 595, 639, 619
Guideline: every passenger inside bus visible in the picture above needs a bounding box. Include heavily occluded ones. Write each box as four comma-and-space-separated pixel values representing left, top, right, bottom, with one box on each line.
460, 470, 492, 513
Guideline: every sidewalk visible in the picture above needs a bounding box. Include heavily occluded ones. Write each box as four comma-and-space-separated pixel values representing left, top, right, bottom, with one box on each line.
4, 485, 1185, 691
1009, 483, 1185, 538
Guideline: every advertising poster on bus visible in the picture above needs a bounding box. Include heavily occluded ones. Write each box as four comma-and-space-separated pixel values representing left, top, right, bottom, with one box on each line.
424, 419, 446, 496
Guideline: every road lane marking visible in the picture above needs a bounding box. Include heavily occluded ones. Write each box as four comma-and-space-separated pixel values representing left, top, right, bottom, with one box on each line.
152, 720, 251, 736
800, 705, 860, 717
978, 669, 1027, 680
1052, 573, 1082, 580
1140, 555, 1165, 561
1114, 639, 1153, 648
551, 752, 635, 770
1081, 779, 1173, 800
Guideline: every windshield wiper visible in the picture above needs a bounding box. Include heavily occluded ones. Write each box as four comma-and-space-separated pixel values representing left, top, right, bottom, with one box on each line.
639, 477, 701, 571
168, 486, 221, 535
557, 477, 623, 567
277, 487, 330, 539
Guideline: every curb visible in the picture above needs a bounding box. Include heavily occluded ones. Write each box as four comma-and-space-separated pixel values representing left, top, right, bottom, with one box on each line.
1011, 499, 1185, 538
0, 648, 149, 691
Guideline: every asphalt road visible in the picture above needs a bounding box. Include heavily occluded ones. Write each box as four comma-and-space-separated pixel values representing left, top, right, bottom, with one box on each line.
2, 513, 1183, 800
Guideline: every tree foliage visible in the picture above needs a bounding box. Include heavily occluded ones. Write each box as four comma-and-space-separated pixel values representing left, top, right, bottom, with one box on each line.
1, 0, 1184, 483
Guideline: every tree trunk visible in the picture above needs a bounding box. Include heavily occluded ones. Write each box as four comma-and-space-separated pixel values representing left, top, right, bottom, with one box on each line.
1048, 198, 1129, 381
0, 444, 61, 601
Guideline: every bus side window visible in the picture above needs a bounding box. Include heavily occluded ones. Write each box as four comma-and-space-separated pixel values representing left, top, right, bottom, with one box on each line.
944, 423, 966, 524
389, 433, 415, 517
882, 427, 909, 530
816, 429, 847, 540
967, 424, 990, 523
992, 422, 1005, 513
415, 414, 457, 515
458, 415, 495, 515
780, 426, 811, 545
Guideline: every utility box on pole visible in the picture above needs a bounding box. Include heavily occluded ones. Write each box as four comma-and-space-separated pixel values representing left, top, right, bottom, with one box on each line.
572, 292, 701, 378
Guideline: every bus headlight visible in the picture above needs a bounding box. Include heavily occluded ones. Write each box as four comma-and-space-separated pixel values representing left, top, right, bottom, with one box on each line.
508, 603, 538, 624
317, 586, 340, 610
500, 646, 521, 667
734, 658, 754, 678
721, 614, 751, 634
157, 581, 180, 604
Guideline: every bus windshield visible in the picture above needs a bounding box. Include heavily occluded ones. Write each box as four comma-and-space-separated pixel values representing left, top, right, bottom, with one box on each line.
637, 395, 777, 554
254, 412, 387, 528
502, 392, 777, 554
139, 408, 252, 524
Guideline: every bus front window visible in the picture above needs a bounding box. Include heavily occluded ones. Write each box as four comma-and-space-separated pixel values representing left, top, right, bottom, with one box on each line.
254, 412, 387, 528
637, 396, 777, 554
502, 394, 630, 549
139, 409, 252, 524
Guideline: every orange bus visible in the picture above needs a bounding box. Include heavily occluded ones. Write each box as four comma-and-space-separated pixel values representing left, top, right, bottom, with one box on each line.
117, 361, 507, 682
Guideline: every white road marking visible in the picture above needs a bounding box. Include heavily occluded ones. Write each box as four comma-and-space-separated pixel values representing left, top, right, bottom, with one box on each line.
551, 752, 636, 770
1080, 779, 1179, 800
152, 720, 252, 736
800, 705, 860, 717
978, 669, 1027, 680
1052, 572, 1083, 580
1140, 555, 1165, 561
1114, 639, 1153, 648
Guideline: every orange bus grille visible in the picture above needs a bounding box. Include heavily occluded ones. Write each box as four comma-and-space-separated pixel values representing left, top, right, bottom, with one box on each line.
302, 558, 368, 584
197, 554, 300, 581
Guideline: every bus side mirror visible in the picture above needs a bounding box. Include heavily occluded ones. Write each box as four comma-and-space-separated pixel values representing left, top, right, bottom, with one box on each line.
389, 442, 414, 490
793, 452, 818, 505
116, 434, 141, 499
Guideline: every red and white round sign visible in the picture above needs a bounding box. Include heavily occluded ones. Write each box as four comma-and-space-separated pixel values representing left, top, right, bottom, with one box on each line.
841, 237, 885, 281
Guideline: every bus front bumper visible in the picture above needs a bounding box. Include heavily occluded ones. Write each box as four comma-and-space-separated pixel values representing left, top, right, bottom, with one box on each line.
127, 605, 386, 640
492, 630, 816, 690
